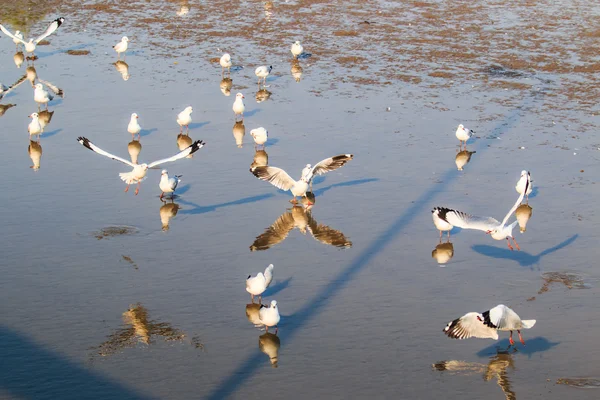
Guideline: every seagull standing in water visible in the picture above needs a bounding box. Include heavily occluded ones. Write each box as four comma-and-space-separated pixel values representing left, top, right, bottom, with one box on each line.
255, 65, 272, 86
34, 83, 54, 108
233, 92, 245, 120
259, 300, 280, 334
515, 170, 532, 202
159, 170, 182, 199
246, 264, 274, 303
113, 36, 129, 59
220, 53, 232, 76
456, 124, 476, 148
28, 113, 42, 139
431, 207, 454, 239
291, 41, 303, 58
127, 113, 141, 139
0, 17, 65, 54
76, 136, 204, 195
250, 154, 354, 202
250, 127, 268, 149
443, 304, 536, 346
177, 106, 193, 134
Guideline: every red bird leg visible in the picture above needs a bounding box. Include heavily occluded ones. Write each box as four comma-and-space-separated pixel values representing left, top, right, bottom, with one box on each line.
506, 238, 514, 251
509, 331, 515, 346
135, 182, 141, 195
518, 330, 525, 345
124, 185, 130, 193
512, 237, 521, 251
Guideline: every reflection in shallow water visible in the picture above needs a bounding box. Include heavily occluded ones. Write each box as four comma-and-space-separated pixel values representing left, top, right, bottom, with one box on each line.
26, 65, 37, 87
160, 199, 180, 231
220, 77, 232, 96
232, 121, 245, 148
38, 109, 54, 131
432, 240, 454, 265
455, 149, 476, 171
176, 133, 194, 158
92, 303, 186, 357
434, 352, 516, 400
13, 51, 24, 68
255, 88, 271, 103
251, 149, 268, 169
259, 332, 281, 368
556, 377, 600, 389
28, 140, 42, 170
245, 303, 262, 327
515, 204, 532, 233
291, 60, 303, 82
176, 0, 190, 16
0, 103, 15, 117
250, 202, 351, 251
113, 60, 130, 81
127, 138, 142, 164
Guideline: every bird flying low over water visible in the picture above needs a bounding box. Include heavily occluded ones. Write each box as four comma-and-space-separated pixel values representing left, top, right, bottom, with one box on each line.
0, 17, 64, 53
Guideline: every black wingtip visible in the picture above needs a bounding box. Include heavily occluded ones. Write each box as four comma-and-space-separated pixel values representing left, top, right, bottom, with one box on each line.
247, 275, 251, 279
77, 136, 93, 151
188, 140, 205, 155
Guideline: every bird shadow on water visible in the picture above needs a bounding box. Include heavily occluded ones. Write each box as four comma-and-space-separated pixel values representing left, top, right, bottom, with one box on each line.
188, 121, 210, 131
263, 277, 292, 297
313, 178, 379, 197
244, 109, 261, 118
471, 234, 578, 269
476, 337, 560, 359
41, 128, 62, 139
177, 193, 274, 215
139, 128, 158, 137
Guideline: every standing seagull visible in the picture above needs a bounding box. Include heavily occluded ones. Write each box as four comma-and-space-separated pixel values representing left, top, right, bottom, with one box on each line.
431, 207, 454, 239
246, 264, 274, 303
177, 106, 193, 134
233, 92, 245, 120
0, 17, 65, 54
159, 170, 182, 199
127, 113, 141, 139
220, 53, 232, 76
28, 113, 43, 139
443, 304, 536, 346
250, 154, 354, 202
113, 36, 129, 59
259, 300, 280, 334
250, 127, 268, 149
76, 136, 204, 195
515, 170, 532, 203
33, 83, 55, 108
255, 65, 272, 86
291, 41, 303, 58
456, 124, 476, 148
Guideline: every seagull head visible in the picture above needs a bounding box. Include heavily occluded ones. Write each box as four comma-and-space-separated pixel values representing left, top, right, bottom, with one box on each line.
58, 17, 65, 24
29, 113, 38, 119
34, 83, 43, 90
140, 163, 149, 170
184, 105, 193, 114
161, 169, 168, 175
222, 53, 230, 61
520, 170, 528, 177
122, 36, 129, 43
294, 40, 301, 45
236, 92, 245, 99
270, 300, 278, 309
458, 124, 465, 130
131, 113, 138, 119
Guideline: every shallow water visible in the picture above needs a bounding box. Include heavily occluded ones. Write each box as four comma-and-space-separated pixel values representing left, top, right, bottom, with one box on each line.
1, 1, 600, 399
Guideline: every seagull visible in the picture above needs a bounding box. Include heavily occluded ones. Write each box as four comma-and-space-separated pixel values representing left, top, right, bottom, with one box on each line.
127, 113, 141, 138
113, 36, 129, 59
456, 124, 476, 148
220, 53, 232, 76
250, 127, 268, 149
177, 106, 193, 134
28, 113, 42, 139
432, 207, 454, 239
76, 136, 205, 195
34, 83, 54, 108
250, 155, 353, 202
443, 304, 536, 346
159, 170, 182, 199
259, 300, 280, 334
435, 177, 529, 250
246, 264, 274, 303
0, 17, 64, 54
255, 65, 272, 85
233, 92, 245, 120
291, 41, 303, 58
515, 170, 532, 202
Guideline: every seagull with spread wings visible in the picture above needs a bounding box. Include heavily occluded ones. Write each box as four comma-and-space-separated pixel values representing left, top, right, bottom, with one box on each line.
250, 154, 353, 202
77, 136, 204, 195
0, 17, 65, 54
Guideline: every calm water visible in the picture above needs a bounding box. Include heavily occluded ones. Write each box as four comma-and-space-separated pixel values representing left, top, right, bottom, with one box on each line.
1, 1, 599, 399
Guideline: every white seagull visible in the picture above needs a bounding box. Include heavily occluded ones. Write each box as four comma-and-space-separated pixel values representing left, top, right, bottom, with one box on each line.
435, 177, 529, 250
11, 30, 23, 48
443, 304, 536, 346
127, 113, 141, 138
259, 300, 280, 334
291, 41, 303, 58
255, 65, 272, 85
220, 53, 232, 75
113, 36, 129, 59
431, 207, 454, 239
0, 17, 64, 54
515, 170, 532, 202
232, 92, 245, 120
34, 83, 55, 108
76, 136, 205, 195
159, 170, 182, 199
250, 154, 354, 202
250, 127, 268, 148
246, 264, 274, 303
177, 106, 193, 133
28, 113, 43, 138
456, 124, 476, 148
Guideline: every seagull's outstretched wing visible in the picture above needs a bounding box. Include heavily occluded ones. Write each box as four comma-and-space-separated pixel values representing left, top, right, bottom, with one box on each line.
500, 178, 529, 227
304, 154, 353, 181
250, 211, 296, 251
0, 75, 27, 100
77, 136, 136, 167
0, 25, 26, 45
34, 17, 64, 44
147, 141, 205, 168
307, 213, 352, 248
444, 209, 500, 232
250, 166, 296, 191
443, 311, 499, 340
37, 78, 64, 97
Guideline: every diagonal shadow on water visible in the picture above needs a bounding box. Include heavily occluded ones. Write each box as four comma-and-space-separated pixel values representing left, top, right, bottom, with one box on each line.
177, 193, 274, 215
313, 178, 379, 197
476, 337, 560, 359
206, 88, 545, 399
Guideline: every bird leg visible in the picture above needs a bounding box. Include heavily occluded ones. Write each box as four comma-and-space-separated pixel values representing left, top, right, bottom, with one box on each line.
511, 237, 521, 251
290, 197, 298, 204
506, 238, 514, 251
135, 182, 141, 195
124, 184, 130, 193
186, 125, 189, 134
160, 192, 164, 200
251, 294, 254, 303
518, 330, 525, 345
509, 331, 515, 346
447, 230, 451, 240
265, 325, 269, 333
439, 230, 443, 240
275, 326, 278, 335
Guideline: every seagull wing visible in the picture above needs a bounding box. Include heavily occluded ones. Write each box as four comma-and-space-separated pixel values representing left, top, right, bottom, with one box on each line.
500, 179, 528, 227
484, 304, 524, 330
147, 141, 205, 168
77, 136, 136, 167
0, 25, 26, 45
307, 212, 352, 248
250, 211, 296, 251
250, 166, 296, 191
0, 74, 27, 99
34, 18, 63, 44
305, 154, 354, 181
37, 79, 64, 97
444, 209, 500, 232
443, 312, 499, 340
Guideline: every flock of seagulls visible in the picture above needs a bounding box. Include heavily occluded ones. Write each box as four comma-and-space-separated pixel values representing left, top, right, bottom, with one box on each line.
246, 264, 280, 333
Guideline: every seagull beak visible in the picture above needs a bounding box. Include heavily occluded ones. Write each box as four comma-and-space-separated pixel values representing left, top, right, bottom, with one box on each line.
242, 95, 245, 98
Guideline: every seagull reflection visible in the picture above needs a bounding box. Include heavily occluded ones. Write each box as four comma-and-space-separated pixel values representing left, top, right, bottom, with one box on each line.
14, 51, 24, 68
432, 239, 454, 265
259, 332, 281, 368
255, 88, 271, 103
291, 61, 303, 82
113, 60, 130, 81
433, 351, 516, 400
250, 200, 351, 251
160, 198, 180, 231
176, 0, 190, 16
28, 140, 42, 170
251, 149, 268, 169
245, 303, 263, 327
515, 204, 532, 233
38, 109, 54, 132
455, 150, 476, 171
127, 138, 142, 164
92, 303, 186, 357
232, 121, 245, 148
0, 103, 15, 117
220, 77, 232, 96
26, 65, 37, 87
177, 133, 195, 158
